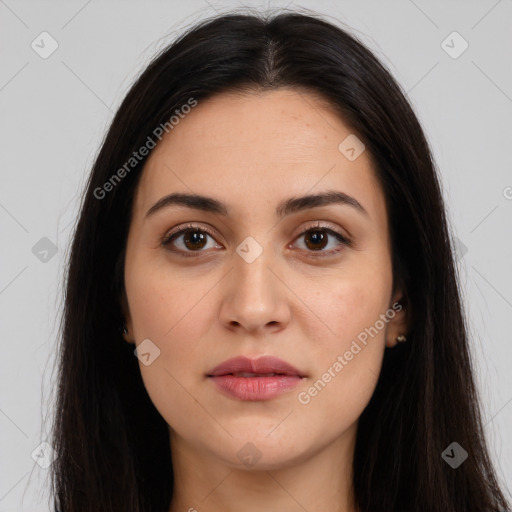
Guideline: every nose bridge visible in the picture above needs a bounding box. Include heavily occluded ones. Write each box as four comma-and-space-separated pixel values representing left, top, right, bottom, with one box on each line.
220, 233, 289, 332
233, 238, 277, 305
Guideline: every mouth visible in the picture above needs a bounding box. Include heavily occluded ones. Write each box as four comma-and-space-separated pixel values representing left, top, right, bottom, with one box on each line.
207, 355, 306, 378
207, 355, 307, 401
218, 372, 293, 377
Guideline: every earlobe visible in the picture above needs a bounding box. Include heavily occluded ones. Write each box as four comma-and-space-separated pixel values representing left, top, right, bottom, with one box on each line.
120, 322, 135, 344
385, 289, 411, 348
119, 288, 135, 344
396, 334, 407, 344
386, 331, 409, 348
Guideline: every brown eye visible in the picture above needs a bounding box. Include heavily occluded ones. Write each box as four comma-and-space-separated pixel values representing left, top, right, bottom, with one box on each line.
181, 229, 208, 250
303, 229, 329, 251
292, 223, 350, 257
161, 224, 220, 255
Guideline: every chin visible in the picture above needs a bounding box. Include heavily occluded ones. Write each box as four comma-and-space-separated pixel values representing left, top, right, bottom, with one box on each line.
213, 432, 313, 471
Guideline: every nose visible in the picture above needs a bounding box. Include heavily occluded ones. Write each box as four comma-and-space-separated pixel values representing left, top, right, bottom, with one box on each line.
219, 250, 291, 335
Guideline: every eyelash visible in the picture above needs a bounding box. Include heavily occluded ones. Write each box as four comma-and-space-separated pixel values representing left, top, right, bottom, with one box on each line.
161, 222, 351, 258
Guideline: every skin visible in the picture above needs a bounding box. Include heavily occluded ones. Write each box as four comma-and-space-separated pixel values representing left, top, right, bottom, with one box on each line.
121, 88, 409, 512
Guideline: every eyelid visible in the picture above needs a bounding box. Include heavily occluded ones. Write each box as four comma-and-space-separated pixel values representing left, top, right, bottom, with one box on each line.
162, 222, 219, 245
293, 220, 350, 244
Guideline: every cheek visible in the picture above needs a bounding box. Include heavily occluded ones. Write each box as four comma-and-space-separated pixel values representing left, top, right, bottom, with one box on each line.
124, 259, 217, 409
125, 252, 211, 341
293, 269, 390, 426
299, 263, 391, 357
124, 295, 204, 440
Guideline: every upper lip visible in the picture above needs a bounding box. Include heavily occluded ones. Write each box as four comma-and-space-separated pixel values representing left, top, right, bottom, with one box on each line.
207, 355, 306, 377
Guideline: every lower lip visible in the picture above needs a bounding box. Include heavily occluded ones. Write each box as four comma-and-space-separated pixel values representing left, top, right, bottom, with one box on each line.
208, 375, 303, 401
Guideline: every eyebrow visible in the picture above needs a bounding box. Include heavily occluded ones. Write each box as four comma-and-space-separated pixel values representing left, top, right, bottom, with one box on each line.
145, 190, 368, 219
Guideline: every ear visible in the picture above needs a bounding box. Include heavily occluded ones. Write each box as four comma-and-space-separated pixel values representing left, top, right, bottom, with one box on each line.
385, 287, 410, 348
119, 287, 135, 345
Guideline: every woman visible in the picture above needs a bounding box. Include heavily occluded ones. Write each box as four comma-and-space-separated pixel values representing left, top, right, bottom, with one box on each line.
50, 9, 511, 512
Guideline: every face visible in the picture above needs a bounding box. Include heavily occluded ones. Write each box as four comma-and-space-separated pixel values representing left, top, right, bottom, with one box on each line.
122, 88, 407, 470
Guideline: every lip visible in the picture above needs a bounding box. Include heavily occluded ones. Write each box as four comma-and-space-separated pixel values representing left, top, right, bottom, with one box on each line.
207, 355, 307, 401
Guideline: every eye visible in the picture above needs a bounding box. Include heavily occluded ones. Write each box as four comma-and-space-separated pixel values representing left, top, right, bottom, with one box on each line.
291, 221, 351, 257
161, 223, 221, 257
161, 221, 351, 257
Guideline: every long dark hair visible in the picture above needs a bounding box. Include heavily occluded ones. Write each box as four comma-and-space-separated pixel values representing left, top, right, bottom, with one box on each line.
49, 8, 510, 512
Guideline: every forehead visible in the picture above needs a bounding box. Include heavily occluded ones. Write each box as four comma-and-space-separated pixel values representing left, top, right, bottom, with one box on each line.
133, 88, 385, 223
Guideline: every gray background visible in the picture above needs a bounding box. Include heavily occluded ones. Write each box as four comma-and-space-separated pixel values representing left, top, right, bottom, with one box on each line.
1, 0, 511, 509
